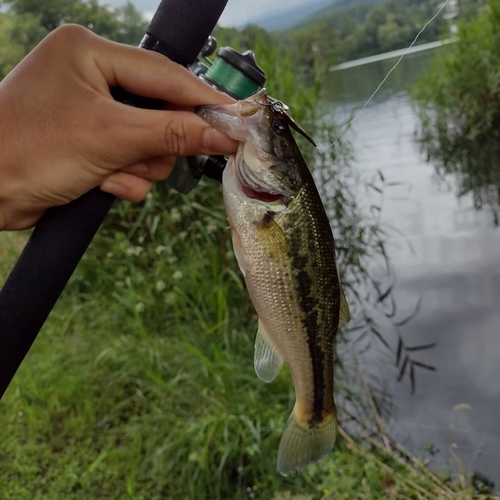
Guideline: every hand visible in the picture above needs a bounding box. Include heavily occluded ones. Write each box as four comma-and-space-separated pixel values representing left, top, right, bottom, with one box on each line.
0, 24, 238, 231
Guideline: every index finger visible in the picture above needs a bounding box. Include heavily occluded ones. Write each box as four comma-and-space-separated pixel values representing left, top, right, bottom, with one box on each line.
91, 34, 235, 107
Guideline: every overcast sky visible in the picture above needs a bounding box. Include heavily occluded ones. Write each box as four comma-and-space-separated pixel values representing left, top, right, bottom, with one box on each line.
104, 0, 310, 27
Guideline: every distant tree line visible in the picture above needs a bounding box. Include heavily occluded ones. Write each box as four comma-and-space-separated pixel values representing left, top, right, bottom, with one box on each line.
285, 0, 456, 70
215, 0, 486, 74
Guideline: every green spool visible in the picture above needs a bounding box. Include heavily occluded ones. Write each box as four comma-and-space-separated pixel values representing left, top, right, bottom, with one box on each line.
203, 47, 266, 100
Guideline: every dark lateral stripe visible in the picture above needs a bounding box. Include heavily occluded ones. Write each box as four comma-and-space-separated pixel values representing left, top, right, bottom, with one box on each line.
293, 257, 326, 424
285, 184, 339, 424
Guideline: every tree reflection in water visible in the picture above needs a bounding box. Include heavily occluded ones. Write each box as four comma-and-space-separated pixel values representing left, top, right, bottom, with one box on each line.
418, 129, 500, 226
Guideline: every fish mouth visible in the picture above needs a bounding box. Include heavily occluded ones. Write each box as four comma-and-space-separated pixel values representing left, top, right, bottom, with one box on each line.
241, 184, 284, 203
235, 149, 288, 204
196, 93, 267, 141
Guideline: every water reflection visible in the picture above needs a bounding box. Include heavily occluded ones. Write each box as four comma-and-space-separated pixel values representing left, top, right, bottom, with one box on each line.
322, 48, 500, 485
419, 130, 500, 224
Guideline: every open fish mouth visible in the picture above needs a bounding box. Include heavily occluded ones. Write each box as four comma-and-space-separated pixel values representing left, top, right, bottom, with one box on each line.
235, 149, 289, 204
240, 184, 284, 203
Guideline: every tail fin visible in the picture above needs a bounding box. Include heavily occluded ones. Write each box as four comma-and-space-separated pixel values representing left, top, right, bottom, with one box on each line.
277, 409, 337, 476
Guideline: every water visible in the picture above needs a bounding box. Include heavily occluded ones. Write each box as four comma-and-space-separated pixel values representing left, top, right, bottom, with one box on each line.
323, 49, 500, 484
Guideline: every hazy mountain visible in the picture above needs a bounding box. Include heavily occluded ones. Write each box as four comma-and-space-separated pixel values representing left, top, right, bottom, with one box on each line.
243, 0, 387, 32
243, 0, 332, 31
305, 0, 387, 24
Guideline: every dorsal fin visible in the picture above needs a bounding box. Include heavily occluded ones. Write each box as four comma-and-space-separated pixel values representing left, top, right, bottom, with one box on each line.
339, 285, 351, 326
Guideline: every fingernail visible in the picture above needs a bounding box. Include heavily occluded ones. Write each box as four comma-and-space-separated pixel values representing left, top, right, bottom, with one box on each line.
203, 127, 238, 153
122, 162, 148, 174
101, 180, 127, 196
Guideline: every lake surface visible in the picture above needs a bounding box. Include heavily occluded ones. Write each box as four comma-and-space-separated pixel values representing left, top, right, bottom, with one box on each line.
322, 49, 500, 485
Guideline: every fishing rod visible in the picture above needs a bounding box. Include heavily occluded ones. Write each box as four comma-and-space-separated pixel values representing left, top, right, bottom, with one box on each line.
0, 0, 267, 398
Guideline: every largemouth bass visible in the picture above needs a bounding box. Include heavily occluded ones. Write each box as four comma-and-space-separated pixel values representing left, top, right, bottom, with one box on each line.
197, 89, 350, 476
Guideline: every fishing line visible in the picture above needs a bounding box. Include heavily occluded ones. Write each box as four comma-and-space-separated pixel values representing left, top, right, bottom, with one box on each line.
319, 0, 451, 150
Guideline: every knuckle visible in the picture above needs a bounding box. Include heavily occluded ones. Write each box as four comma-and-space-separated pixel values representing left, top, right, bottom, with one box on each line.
48, 24, 94, 45
148, 158, 175, 181
163, 120, 187, 157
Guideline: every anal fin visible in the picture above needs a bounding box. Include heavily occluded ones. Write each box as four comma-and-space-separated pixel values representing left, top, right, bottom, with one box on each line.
254, 320, 283, 383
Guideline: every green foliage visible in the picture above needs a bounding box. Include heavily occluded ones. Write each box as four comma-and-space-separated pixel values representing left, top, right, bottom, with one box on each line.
411, 0, 500, 210
413, 1, 500, 140
0, 0, 147, 78
112, 2, 149, 45
459, 0, 489, 19
0, 12, 47, 78
2, 0, 147, 43
283, 0, 460, 72
213, 24, 274, 54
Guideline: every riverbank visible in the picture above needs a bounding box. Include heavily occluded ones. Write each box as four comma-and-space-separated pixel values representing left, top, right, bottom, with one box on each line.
0, 232, 490, 499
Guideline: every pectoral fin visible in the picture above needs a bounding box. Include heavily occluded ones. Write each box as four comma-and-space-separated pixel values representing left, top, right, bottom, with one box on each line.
253, 212, 290, 262
254, 320, 283, 383
339, 285, 351, 326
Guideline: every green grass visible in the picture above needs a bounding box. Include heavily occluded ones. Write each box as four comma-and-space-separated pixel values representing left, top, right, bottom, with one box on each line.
0, 231, 28, 264
0, 277, 475, 499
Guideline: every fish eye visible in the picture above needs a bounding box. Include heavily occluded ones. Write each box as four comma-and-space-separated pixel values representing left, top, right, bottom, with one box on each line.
272, 120, 286, 134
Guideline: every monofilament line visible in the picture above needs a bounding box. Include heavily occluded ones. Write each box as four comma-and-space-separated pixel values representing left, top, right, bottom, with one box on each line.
319, 0, 451, 150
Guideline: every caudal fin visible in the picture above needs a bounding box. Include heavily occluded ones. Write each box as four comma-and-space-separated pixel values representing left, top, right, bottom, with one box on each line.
277, 409, 337, 476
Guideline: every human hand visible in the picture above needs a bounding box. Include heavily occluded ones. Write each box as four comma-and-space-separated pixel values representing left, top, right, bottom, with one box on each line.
0, 25, 237, 231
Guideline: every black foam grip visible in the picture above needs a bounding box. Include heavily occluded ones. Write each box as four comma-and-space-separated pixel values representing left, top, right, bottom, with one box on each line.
0, 189, 114, 397
148, 0, 228, 65
0, 0, 229, 398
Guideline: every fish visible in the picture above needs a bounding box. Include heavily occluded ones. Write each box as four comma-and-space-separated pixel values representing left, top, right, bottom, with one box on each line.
196, 88, 350, 476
